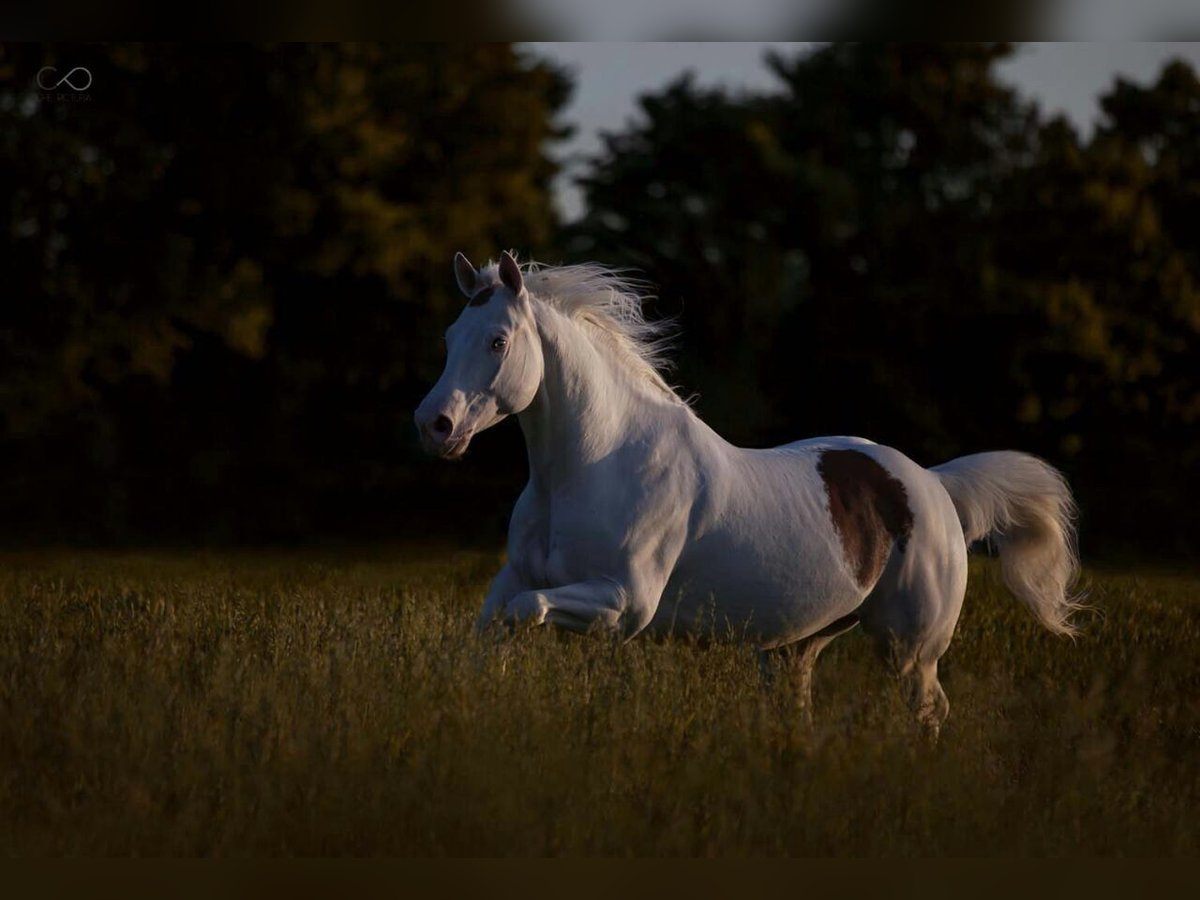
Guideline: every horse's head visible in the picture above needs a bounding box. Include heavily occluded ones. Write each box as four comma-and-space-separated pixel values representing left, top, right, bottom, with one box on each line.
415, 251, 544, 459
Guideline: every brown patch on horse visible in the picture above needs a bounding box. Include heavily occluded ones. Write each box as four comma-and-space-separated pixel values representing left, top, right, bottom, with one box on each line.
468, 285, 495, 307
818, 449, 914, 588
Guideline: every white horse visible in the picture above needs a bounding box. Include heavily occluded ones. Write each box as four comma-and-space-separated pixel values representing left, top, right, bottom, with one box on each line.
415, 251, 1083, 734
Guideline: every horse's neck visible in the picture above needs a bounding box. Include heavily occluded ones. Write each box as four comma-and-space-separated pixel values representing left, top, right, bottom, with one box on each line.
518, 306, 652, 490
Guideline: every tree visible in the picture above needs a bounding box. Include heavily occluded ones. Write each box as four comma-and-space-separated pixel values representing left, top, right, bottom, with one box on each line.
995, 61, 1200, 551
0, 43, 571, 539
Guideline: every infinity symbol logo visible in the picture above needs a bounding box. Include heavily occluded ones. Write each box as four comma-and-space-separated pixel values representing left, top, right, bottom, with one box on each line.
37, 66, 93, 92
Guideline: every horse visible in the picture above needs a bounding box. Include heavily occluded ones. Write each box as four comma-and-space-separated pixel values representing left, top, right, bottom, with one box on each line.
414, 251, 1083, 736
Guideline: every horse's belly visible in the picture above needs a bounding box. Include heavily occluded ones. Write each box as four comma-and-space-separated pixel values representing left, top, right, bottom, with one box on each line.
647, 525, 861, 648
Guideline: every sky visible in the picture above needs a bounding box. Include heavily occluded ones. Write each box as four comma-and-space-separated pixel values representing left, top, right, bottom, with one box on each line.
524, 42, 1200, 221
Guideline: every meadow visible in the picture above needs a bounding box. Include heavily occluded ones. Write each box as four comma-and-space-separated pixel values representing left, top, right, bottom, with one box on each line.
0, 546, 1196, 856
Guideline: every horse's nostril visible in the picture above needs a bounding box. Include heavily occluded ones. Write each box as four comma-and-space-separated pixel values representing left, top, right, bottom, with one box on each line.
433, 415, 453, 437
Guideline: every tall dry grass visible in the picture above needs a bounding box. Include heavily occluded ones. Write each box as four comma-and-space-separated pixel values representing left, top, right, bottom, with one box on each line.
0, 547, 1196, 855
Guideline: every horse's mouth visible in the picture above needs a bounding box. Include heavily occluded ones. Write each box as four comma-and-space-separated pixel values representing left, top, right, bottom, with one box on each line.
418, 430, 473, 460
439, 434, 472, 460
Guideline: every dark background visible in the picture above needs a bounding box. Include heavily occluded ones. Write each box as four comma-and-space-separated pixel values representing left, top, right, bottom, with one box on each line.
1, 43, 1196, 559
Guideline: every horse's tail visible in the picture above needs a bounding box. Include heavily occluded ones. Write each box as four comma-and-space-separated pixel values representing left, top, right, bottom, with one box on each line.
931, 451, 1085, 636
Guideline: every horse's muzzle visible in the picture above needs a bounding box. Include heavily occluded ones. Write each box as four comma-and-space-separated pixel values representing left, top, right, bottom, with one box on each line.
415, 413, 472, 459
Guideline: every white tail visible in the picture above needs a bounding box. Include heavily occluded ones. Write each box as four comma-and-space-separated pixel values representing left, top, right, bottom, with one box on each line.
932, 451, 1084, 636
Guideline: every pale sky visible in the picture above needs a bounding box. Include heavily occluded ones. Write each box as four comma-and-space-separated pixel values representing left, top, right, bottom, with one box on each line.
523, 42, 1200, 221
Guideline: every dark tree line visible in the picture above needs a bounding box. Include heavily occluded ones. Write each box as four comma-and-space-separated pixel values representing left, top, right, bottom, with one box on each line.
0, 43, 1196, 555
0, 43, 569, 542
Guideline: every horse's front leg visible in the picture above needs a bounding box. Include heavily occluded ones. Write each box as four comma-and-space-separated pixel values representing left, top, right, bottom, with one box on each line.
475, 563, 527, 635
501, 578, 655, 639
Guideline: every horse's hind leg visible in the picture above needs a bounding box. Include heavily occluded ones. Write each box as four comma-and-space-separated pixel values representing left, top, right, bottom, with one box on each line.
795, 613, 859, 715
887, 646, 950, 739
760, 613, 859, 719
860, 543, 967, 740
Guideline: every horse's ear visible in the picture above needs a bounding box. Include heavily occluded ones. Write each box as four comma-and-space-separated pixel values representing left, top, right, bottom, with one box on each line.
453, 252, 477, 298
499, 250, 524, 297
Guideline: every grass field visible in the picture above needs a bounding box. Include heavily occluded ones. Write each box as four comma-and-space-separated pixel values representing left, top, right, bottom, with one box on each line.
0, 546, 1196, 856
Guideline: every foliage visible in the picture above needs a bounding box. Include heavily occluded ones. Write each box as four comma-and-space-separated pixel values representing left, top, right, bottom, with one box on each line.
0, 43, 569, 540
0, 548, 1196, 855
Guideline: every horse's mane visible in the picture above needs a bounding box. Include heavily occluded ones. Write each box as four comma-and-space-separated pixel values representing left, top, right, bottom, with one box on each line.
479, 258, 682, 404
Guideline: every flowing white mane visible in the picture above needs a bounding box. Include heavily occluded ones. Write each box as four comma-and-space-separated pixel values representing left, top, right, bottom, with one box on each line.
480, 258, 681, 403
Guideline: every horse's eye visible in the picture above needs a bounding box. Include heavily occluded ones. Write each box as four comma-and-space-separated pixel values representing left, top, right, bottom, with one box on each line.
491, 336, 508, 352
